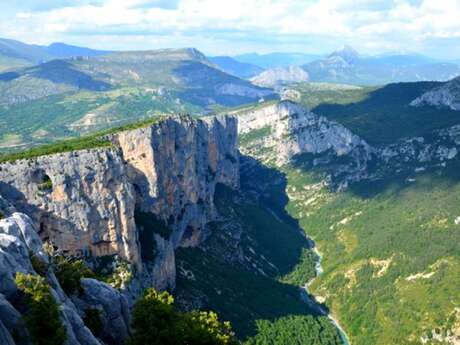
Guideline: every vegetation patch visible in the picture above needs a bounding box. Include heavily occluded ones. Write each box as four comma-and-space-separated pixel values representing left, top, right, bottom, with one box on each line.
245, 315, 342, 345
0, 114, 166, 163
53, 255, 96, 295
239, 126, 271, 146
130, 288, 238, 345
15, 272, 67, 345
37, 175, 53, 191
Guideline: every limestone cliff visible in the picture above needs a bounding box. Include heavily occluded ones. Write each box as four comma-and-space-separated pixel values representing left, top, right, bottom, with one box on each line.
0, 149, 139, 265
0, 210, 130, 345
411, 77, 460, 111
0, 115, 239, 293
236, 100, 460, 189
236, 100, 372, 187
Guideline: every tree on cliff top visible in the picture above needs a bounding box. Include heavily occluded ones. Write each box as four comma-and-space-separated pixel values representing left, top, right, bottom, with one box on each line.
130, 288, 238, 345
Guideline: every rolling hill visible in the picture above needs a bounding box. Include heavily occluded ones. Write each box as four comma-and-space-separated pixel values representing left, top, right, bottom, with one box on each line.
209, 56, 264, 78
0, 48, 276, 150
0, 37, 109, 71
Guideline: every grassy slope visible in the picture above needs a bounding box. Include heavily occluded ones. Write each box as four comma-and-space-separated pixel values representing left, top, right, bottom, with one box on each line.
0, 88, 200, 151
284, 158, 460, 345
0, 50, 274, 151
0, 115, 166, 163
290, 81, 459, 145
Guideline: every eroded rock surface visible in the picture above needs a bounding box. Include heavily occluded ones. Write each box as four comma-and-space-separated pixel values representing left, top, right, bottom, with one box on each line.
0, 115, 239, 293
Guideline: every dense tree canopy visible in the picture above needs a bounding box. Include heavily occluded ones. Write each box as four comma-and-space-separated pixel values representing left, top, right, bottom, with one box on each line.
130, 288, 238, 345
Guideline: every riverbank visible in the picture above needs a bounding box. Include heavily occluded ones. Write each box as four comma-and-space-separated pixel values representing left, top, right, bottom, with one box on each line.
301, 245, 351, 345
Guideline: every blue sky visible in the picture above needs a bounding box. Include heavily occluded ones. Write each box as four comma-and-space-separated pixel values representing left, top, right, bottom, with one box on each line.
1, 0, 459, 59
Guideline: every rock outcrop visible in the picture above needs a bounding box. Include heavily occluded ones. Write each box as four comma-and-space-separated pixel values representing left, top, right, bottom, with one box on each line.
0, 149, 139, 266
0, 115, 239, 294
0, 211, 126, 345
236, 100, 460, 189
236, 100, 372, 187
411, 77, 460, 111
71, 278, 131, 345
250, 66, 309, 87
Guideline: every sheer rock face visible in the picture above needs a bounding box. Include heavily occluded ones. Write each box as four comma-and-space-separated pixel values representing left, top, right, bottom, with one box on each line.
411, 77, 460, 110
0, 149, 139, 266
113, 115, 239, 291
0, 115, 239, 292
113, 115, 239, 250
237, 101, 372, 175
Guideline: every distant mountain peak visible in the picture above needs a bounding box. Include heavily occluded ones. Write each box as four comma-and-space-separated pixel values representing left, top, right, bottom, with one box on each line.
183, 47, 208, 61
329, 45, 360, 64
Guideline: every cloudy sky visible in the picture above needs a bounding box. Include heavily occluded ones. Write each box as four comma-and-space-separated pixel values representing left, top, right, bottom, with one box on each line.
1, 0, 459, 59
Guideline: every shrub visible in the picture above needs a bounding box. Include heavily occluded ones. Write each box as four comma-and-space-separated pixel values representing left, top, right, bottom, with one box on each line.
183, 310, 238, 345
104, 259, 133, 290
130, 288, 238, 345
37, 176, 53, 191
15, 273, 67, 345
53, 256, 95, 295
83, 308, 103, 337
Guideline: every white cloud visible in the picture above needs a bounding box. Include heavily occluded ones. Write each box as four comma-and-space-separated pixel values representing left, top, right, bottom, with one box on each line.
1, 0, 460, 58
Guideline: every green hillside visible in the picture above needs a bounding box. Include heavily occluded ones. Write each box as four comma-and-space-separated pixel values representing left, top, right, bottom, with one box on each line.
282, 156, 460, 345
0, 48, 275, 150
238, 89, 460, 345
287, 81, 458, 144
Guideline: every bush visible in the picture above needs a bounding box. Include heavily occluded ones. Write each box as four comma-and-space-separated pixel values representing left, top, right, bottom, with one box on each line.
130, 288, 238, 345
83, 308, 103, 337
37, 176, 53, 191
15, 273, 66, 345
53, 256, 95, 295
183, 310, 238, 345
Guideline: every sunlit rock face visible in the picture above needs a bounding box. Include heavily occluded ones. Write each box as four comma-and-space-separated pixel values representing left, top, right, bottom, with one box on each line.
411, 77, 460, 111
0, 115, 239, 292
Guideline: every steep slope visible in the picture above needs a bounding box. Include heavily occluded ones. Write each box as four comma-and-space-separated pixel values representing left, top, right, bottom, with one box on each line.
209, 56, 264, 78
411, 76, 460, 111
303, 46, 460, 85
0, 48, 274, 107
250, 66, 310, 87
0, 115, 239, 294
236, 99, 460, 345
